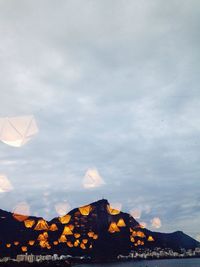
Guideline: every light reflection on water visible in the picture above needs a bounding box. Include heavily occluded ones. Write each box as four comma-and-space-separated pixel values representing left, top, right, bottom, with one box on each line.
75, 258, 200, 267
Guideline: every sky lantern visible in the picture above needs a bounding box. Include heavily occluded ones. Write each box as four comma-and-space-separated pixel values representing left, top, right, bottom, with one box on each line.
117, 218, 126, 227
107, 203, 121, 215
88, 231, 94, 238
108, 222, 120, 233
21, 246, 27, 252
137, 231, 146, 238
6, 243, 11, 248
80, 243, 86, 250
55, 202, 71, 216
39, 241, 49, 248
139, 221, 147, 228
130, 209, 141, 219
83, 168, 105, 189
34, 219, 49, 230
151, 217, 162, 229
130, 236, 135, 243
62, 226, 73, 235
79, 205, 92, 216
0, 175, 13, 193
13, 202, 30, 222
49, 223, 58, 231
14, 241, 19, 246
82, 239, 88, 244
53, 241, 58, 245
59, 214, 71, 224
0, 116, 38, 147
74, 233, 81, 238
24, 219, 35, 228
58, 235, 67, 243
37, 232, 48, 241
148, 235, 155, 242
28, 240, 35, 246
67, 241, 73, 248
93, 234, 98, 240
74, 240, 79, 247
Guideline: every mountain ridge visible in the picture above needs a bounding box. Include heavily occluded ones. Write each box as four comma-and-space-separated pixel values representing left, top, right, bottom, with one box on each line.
0, 199, 199, 259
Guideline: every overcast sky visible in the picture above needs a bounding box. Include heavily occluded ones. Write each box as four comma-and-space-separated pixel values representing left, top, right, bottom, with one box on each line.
0, 0, 200, 240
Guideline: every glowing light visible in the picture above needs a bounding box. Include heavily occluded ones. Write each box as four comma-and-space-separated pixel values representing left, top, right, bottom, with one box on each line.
0, 175, 13, 193
79, 205, 92, 216
24, 219, 35, 228
117, 218, 126, 227
34, 219, 49, 230
49, 223, 58, 231
29, 240, 35, 246
108, 222, 120, 233
151, 217, 162, 229
130, 209, 141, 219
55, 202, 71, 216
0, 116, 38, 147
62, 226, 73, 235
139, 221, 147, 228
59, 214, 71, 224
13, 202, 30, 222
83, 168, 105, 189
107, 203, 122, 215
148, 235, 155, 242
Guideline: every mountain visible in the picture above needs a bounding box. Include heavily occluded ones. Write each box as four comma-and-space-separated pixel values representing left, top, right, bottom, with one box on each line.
0, 199, 199, 260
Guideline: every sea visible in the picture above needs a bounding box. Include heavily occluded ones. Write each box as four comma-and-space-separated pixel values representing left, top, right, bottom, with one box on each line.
75, 258, 200, 267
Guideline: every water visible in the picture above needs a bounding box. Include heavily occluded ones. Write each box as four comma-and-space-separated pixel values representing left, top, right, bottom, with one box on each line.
75, 258, 200, 267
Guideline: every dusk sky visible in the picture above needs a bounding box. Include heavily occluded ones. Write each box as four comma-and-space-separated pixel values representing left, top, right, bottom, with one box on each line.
0, 0, 200, 241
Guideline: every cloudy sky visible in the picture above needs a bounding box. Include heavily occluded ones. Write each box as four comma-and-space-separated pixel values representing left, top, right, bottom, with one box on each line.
0, 0, 200, 240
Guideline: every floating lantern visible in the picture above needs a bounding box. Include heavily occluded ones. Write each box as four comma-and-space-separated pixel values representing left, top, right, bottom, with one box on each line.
0, 116, 38, 147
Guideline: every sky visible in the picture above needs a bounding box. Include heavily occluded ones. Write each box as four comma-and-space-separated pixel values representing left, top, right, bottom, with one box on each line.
0, 0, 200, 240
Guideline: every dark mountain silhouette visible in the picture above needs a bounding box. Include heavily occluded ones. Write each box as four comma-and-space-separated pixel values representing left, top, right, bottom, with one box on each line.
0, 199, 199, 260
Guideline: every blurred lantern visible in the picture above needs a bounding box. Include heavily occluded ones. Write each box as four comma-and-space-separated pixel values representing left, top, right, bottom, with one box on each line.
148, 235, 155, 242
83, 168, 105, 189
151, 217, 162, 229
117, 218, 126, 227
37, 232, 48, 241
67, 241, 73, 248
74, 240, 79, 247
14, 241, 19, 246
55, 202, 71, 216
137, 231, 146, 238
29, 240, 35, 246
13, 202, 30, 222
0, 175, 13, 193
88, 231, 94, 238
59, 214, 71, 224
80, 243, 86, 250
21, 246, 27, 252
82, 239, 88, 244
34, 219, 49, 230
130, 209, 141, 219
107, 203, 121, 215
130, 236, 135, 243
0, 116, 38, 147
24, 219, 35, 228
108, 222, 120, 233
93, 234, 98, 240
53, 241, 58, 245
49, 223, 58, 231
139, 221, 147, 228
6, 243, 11, 248
79, 205, 92, 216
74, 233, 81, 238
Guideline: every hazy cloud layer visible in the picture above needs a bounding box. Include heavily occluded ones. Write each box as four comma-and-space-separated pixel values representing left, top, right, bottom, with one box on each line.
0, 0, 200, 239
